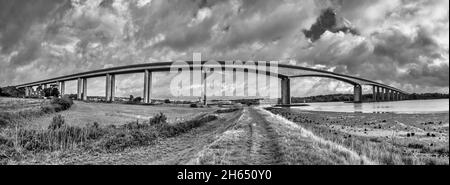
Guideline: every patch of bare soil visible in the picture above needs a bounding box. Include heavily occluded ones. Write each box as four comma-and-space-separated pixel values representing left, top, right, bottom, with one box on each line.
188, 107, 284, 165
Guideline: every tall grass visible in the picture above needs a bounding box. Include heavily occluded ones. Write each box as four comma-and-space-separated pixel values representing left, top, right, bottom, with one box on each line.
0, 96, 74, 129
1, 112, 218, 160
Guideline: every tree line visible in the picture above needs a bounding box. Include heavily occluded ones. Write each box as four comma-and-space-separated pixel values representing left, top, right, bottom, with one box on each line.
292, 93, 449, 103
0, 86, 59, 98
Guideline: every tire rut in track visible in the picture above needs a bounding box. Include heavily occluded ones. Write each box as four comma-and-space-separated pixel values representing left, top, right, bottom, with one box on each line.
247, 107, 284, 165
191, 107, 284, 165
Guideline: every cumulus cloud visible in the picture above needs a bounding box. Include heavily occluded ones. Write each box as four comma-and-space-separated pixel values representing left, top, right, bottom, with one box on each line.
0, 0, 448, 97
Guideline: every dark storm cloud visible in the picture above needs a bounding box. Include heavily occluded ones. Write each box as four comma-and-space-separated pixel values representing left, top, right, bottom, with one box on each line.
0, 0, 72, 54
303, 8, 359, 42
372, 26, 442, 65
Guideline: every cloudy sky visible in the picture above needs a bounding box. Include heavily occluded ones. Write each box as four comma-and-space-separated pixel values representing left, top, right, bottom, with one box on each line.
0, 0, 448, 98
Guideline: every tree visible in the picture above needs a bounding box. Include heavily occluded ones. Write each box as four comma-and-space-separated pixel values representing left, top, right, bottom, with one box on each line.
51, 88, 60, 97
42, 87, 60, 97
133, 97, 142, 102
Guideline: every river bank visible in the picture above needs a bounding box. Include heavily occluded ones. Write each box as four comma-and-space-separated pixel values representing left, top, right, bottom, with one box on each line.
266, 107, 449, 165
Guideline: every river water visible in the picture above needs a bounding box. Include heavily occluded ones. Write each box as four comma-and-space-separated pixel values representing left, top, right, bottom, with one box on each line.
292, 99, 449, 114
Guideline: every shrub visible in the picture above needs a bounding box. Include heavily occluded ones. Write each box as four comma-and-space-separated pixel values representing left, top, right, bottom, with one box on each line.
408, 143, 425, 149
156, 114, 217, 137
51, 96, 73, 110
0, 135, 12, 146
48, 115, 66, 130
215, 108, 239, 114
133, 97, 142, 102
0, 117, 8, 128
149, 112, 167, 126
98, 129, 157, 152
87, 122, 100, 129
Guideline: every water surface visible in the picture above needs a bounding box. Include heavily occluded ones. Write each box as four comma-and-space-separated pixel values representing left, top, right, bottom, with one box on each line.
292, 99, 449, 114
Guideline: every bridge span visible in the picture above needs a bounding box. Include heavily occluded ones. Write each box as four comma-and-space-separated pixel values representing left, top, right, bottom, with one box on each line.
15, 61, 408, 105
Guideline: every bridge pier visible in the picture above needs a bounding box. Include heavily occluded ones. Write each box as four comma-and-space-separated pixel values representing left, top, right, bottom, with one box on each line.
280, 77, 291, 105
77, 78, 82, 100
105, 74, 115, 102
392, 91, 396, 101
203, 70, 207, 105
375, 86, 380, 102
386, 89, 391, 101
143, 70, 152, 104
354, 84, 362, 103
379, 88, 385, 101
390, 89, 394, 101
82, 78, 87, 101
25, 87, 30, 97
58, 81, 65, 97
372, 85, 378, 102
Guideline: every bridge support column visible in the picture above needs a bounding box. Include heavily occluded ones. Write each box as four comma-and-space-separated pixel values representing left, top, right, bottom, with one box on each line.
25, 87, 30, 97
372, 85, 378, 102
77, 78, 83, 100
380, 88, 385, 101
386, 89, 390, 101
82, 78, 88, 101
354, 84, 362, 103
111, 75, 115, 102
59, 81, 65, 97
390, 90, 394, 101
376, 86, 381, 102
143, 70, 152, 104
105, 74, 115, 102
389, 89, 394, 101
106, 75, 110, 102
281, 78, 291, 105
203, 70, 207, 105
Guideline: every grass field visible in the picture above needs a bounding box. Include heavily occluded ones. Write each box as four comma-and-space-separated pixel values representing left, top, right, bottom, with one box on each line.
25, 100, 216, 129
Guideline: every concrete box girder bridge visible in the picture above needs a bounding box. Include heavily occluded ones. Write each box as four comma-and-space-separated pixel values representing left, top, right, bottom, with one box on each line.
15, 61, 408, 105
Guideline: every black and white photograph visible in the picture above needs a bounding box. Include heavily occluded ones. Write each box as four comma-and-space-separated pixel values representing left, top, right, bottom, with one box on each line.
0, 0, 448, 178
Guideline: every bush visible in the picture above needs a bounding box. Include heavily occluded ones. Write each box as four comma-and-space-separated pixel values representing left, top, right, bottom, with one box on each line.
98, 129, 157, 152
48, 115, 66, 130
0, 117, 8, 128
133, 97, 142, 102
51, 96, 73, 111
156, 114, 217, 137
215, 108, 240, 114
149, 112, 167, 126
